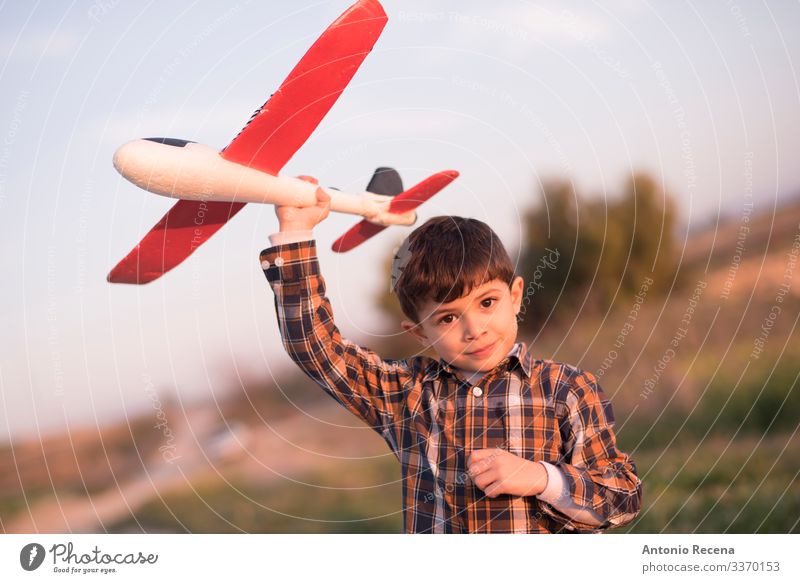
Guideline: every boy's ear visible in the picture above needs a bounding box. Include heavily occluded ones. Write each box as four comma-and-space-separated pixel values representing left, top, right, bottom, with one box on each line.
510, 275, 524, 314
401, 319, 429, 346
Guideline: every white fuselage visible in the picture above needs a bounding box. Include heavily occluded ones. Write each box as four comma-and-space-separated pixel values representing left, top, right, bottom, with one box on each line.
112, 139, 415, 226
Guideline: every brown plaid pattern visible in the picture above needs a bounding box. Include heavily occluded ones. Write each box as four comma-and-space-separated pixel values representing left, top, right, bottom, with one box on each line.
260, 239, 641, 533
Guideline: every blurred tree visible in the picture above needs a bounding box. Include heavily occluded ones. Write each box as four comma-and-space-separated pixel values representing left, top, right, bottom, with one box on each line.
517, 172, 678, 333
516, 179, 582, 328
616, 173, 679, 296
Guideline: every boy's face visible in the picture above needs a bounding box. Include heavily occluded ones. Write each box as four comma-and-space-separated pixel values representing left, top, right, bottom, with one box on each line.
401, 277, 525, 373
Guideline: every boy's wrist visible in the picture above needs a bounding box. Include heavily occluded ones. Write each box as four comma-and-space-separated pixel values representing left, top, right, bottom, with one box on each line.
279, 222, 315, 232
527, 459, 549, 496
535, 461, 566, 501
269, 229, 314, 247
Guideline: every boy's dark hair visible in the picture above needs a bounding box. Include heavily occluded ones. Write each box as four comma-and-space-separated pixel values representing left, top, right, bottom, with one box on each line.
393, 216, 516, 323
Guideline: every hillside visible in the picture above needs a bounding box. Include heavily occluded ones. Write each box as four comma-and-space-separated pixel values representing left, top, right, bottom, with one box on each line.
2, 197, 799, 533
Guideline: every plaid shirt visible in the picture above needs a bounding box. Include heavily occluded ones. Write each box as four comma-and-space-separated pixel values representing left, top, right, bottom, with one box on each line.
260, 239, 642, 533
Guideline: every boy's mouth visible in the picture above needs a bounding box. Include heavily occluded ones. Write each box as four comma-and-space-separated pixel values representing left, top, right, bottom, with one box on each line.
467, 340, 497, 357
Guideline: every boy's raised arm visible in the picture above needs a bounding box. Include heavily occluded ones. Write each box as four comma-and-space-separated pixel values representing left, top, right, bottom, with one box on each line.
259, 186, 410, 437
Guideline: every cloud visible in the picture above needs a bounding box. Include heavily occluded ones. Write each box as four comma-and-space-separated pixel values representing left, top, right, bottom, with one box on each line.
329, 109, 465, 140
0, 29, 81, 60
488, 4, 613, 45
396, 2, 619, 65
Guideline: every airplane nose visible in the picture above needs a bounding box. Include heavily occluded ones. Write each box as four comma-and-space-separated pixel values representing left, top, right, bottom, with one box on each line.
111, 138, 225, 201
112, 138, 198, 177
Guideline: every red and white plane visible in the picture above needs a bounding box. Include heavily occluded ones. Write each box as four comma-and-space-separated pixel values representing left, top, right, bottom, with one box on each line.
108, 0, 458, 284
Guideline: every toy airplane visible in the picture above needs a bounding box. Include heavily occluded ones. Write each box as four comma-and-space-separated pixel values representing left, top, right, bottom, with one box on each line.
107, 0, 458, 284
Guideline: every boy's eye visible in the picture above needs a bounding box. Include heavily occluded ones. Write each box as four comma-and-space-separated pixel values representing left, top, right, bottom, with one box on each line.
481, 297, 497, 308
438, 314, 456, 325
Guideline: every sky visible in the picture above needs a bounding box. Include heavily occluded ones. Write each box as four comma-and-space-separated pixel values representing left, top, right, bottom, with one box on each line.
1, 0, 799, 441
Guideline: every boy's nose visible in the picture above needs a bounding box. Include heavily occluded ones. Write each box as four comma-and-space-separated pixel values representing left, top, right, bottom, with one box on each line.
462, 314, 487, 340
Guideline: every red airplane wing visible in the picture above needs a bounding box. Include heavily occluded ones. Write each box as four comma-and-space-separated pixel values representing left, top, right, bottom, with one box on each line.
221, 0, 387, 173
331, 170, 459, 253
106, 200, 243, 284
108, 0, 388, 284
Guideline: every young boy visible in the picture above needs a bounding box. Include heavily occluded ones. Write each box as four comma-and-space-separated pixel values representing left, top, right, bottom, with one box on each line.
259, 188, 642, 533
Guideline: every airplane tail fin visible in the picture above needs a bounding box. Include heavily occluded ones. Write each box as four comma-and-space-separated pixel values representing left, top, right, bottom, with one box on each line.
366, 167, 403, 196
332, 170, 459, 252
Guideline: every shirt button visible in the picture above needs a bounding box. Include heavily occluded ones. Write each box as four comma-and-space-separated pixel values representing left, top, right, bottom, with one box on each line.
274, 256, 285, 267
472, 386, 483, 398
260, 259, 270, 270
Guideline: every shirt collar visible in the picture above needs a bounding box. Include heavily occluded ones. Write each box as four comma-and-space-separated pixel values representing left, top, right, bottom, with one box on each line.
422, 341, 533, 383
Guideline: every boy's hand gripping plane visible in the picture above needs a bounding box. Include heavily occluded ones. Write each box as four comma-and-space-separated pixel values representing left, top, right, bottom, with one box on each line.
107, 0, 458, 284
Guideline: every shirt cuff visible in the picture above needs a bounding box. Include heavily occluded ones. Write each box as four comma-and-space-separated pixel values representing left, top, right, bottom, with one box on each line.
268, 230, 314, 246
536, 461, 605, 528
537, 461, 566, 503
259, 239, 320, 284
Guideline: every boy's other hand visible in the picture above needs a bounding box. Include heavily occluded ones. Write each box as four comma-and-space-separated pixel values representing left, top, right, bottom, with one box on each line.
467, 448, 548, 498
275, 177, 331, 232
